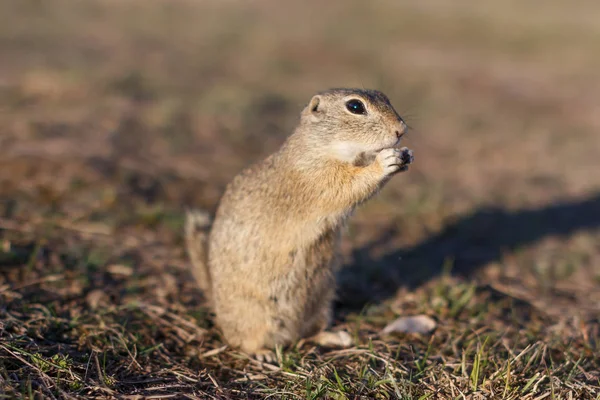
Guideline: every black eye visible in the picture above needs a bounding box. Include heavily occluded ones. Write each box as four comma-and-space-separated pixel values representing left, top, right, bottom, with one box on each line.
346, 99, 366, 115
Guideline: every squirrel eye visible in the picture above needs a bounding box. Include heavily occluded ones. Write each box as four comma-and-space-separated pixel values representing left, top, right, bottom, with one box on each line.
346, 99, 366, 115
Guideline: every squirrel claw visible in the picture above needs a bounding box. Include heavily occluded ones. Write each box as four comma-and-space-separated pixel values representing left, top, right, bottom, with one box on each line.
377, 147, 413, 176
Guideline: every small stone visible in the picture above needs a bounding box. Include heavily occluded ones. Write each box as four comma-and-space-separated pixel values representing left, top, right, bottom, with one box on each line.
86, 289, 108, 310
107, 264, 133, 277
382, 314, 437, 335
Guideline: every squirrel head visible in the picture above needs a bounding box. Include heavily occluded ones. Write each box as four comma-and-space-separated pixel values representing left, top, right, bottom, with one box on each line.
299, 88, 407, 164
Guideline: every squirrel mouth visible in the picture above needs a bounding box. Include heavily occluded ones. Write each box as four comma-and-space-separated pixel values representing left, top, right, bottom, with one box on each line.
377, 137, 402, 152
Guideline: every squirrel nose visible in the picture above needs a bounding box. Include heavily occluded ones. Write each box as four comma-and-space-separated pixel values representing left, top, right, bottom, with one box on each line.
395, 120, 408, 139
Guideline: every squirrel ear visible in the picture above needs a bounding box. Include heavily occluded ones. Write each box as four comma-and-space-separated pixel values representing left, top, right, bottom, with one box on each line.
308, 95, 321, 114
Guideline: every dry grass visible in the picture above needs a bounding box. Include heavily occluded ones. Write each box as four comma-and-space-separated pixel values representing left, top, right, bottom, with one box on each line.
1, 0, 599, 398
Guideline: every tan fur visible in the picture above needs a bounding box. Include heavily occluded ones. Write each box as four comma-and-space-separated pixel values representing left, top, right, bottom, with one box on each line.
186, 88, 414, 358
184, 209, 212, 302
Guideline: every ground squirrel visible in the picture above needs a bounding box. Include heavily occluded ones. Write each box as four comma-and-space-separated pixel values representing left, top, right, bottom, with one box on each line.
186, 88, 413, 362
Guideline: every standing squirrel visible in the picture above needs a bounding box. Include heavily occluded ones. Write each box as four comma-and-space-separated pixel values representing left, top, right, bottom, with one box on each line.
186, 88, 414, 361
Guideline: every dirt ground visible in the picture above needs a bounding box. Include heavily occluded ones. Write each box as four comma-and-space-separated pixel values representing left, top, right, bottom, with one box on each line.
1, 0, 599, 398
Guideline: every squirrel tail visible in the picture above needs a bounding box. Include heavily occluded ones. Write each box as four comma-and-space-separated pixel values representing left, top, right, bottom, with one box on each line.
184, 208, 213, 305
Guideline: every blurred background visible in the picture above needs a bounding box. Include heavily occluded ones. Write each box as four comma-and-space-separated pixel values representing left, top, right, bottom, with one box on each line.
2, 0, 599, 301
0, 0, 599, 396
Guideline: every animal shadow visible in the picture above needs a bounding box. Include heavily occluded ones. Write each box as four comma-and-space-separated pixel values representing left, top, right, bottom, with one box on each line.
337, 192, 600, 312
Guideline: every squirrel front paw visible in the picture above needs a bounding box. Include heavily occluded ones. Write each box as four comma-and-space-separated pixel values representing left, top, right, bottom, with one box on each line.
376, 147, 414, 176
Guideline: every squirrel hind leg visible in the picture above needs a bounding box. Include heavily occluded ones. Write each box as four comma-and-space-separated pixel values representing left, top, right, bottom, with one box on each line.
185, 209, 213, 303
